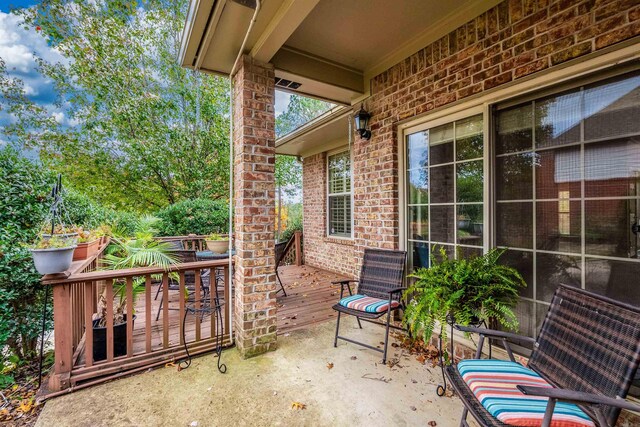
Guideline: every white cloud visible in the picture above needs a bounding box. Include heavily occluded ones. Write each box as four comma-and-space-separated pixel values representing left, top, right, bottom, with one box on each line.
275, 90, 291, 117
0, 10, 67, 130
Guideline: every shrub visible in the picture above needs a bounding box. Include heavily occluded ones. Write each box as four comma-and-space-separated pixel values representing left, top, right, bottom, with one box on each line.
64, 189, 139, 236
279, 203, 302, 242
0, 147, 54, 360
155, 198, 229, 236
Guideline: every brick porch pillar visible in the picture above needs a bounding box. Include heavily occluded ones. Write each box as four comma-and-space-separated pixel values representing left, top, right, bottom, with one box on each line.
232, 55, 277, 358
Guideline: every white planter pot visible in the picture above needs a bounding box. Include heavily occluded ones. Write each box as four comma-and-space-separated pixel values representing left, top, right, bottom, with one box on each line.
205, 240, 229, 254
30, 246, 76, 275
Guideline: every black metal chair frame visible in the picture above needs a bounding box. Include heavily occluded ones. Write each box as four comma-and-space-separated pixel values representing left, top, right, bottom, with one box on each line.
154, 249, 212, 321
332, 248, 407, 364
445, 284, 640, 427
274, 236, 296, 297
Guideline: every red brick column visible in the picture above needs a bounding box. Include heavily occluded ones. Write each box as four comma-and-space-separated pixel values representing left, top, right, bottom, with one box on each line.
232, 55, 277, 358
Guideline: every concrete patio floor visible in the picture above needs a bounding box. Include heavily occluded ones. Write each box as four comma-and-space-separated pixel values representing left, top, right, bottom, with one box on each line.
36, 318, 466, 427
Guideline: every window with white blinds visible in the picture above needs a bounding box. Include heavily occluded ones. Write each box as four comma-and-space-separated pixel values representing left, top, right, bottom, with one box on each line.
327, 150, 352, 237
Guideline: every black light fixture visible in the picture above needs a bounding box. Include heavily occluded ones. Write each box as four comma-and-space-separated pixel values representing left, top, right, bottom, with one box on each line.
354, 104, 371, 140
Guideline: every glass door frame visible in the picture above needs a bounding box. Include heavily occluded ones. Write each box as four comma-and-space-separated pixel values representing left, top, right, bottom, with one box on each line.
398, 105, 491, 259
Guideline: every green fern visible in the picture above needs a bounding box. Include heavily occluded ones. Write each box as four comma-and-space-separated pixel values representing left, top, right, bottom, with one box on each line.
403, 247, 526, 358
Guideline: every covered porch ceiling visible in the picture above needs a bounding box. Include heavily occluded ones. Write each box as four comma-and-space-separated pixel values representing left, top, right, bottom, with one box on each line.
180, 0, 501, 105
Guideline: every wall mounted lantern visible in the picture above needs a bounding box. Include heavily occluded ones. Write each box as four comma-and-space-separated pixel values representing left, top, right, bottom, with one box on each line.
353, 105, 371, 140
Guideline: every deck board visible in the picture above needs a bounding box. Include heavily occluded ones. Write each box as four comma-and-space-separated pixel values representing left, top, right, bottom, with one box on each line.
277, 265, 349, 335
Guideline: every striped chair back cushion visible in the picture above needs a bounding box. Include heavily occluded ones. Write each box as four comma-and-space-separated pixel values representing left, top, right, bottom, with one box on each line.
357, 249, 406, 300
529, 285, 640, 426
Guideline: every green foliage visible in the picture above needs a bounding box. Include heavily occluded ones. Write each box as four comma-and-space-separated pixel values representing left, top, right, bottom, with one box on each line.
31, 235, 76, 249
99, 236, 179, 327
63, 190, 139, 236
279, 204, 302, 243
0, 147, 53, 361
205, 233, 227, 241
155, 198, 229, 236
4, 0, 231, 211
275, 94, 333, 138
403, 247, 525, 354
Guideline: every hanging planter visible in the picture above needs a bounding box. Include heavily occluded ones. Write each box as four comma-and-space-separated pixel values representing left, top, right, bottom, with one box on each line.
73, 227, 100, 261
30, 236, 77, 275
30, 174, 77, 274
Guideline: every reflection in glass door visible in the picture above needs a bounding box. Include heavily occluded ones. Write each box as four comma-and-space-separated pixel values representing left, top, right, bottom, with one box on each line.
494, 71, 640, 339
405, 115, 484, 274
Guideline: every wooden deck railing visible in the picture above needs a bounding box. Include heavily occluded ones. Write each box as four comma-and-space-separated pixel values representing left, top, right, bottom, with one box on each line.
42, 249, 233, 393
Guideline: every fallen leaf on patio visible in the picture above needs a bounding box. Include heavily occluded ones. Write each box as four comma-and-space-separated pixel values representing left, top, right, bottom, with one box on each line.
411, 379, 417, 384
416, 354, 426, 365
165, 362, 176, 368
350, 356, 357, 360
410, 406, 417, 411
291, 315, 297, 320
391, 342, 399, 347
19, 399, 33, 413
291, 402, 307, 410
326, 362, 334, 370
428, 421, 437, 426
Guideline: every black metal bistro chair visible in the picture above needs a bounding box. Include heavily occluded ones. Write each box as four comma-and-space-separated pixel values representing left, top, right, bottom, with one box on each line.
274, 235, 296, 297
155, 249, 211, 321
446, 284, 640, 427
332, 248, 407, 364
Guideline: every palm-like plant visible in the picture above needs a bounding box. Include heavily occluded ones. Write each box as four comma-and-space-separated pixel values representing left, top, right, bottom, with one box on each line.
95, 236, 178, 327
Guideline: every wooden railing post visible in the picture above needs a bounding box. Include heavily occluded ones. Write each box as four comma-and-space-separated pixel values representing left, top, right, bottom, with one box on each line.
294, 231, 302, 266
48, 282, 73, 391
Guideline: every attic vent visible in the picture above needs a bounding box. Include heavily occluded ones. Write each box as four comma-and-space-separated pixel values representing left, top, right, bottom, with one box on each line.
275, 78, 301, 90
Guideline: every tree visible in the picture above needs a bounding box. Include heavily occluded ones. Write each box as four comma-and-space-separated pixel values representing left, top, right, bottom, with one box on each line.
274, 94, 332, 238
3, 0, 230, 212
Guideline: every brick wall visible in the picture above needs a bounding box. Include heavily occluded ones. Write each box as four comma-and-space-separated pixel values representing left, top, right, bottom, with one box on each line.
302, 152, 358, 277
232, 55, 277, 358
349, 0, 639, 272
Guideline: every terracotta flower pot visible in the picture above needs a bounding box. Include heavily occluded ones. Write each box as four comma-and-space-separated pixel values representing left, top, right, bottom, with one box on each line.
73, 239, 100, 261
205, 239, 229, 254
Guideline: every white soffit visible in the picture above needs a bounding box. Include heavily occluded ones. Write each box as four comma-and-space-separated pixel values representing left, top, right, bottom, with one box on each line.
276, 106, 351, 157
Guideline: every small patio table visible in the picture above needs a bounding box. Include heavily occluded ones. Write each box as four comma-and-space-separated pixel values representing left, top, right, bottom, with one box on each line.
195, 250, 236, 260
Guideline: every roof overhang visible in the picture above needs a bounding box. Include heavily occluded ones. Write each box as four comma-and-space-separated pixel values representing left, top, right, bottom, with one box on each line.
180, 0, 501, 105
275, 106, 351, 157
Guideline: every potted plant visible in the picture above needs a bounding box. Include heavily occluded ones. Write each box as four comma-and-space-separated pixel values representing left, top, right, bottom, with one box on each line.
94, 224, 113, 246
205, 233, 229, 254
29, 235, 77, 275
72, 227, 100, 261
403, 247, 525, 356
40, 224, 79, 240
91, 236, 178, 361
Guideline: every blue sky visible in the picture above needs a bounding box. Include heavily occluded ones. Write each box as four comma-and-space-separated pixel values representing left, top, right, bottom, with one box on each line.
0, 0, 37, 13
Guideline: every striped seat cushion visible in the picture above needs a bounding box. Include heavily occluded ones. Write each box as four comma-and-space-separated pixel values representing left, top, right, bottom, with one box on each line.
458, 360, 594, 427
338, 294, 399, 313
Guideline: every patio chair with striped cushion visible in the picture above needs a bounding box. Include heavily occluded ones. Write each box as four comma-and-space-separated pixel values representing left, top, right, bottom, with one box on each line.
445, 284, 640, 427
332, 248, 407, 364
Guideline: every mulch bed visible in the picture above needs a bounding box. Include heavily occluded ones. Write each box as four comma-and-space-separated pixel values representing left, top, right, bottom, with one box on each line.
0, 358, 51, 427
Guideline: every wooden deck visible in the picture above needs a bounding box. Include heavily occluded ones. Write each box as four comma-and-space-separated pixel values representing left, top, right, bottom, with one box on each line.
73, 264, 347, 368
277, 265, 349, 335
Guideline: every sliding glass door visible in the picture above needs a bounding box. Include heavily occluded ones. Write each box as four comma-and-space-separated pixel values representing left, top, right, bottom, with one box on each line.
494, 71, 640, 338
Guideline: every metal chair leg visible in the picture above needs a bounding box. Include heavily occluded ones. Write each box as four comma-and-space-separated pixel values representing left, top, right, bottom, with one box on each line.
459, 409, 469, 427
382, 309, 392, 364
334, 311, 341, 347
276, 269, 287, 296
356, 317, 363, 329
154, 282, 162, 300
156, 296, 163, 321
